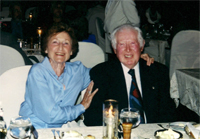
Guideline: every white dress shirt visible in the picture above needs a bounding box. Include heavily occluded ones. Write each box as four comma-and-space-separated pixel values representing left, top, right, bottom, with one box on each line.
121, 62, 147, 123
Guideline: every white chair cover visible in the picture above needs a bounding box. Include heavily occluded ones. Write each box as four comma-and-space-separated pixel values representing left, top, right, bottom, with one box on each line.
0, 65, 31, 125
0, 44, 25, 75
169, 30, 200, 79
87, 12, 105, 41
95, 17, 105, 52
70, 42, 105, 68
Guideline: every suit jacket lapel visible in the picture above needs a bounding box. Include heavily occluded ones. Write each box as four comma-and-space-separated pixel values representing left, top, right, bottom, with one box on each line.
139, 59, 160, 121
108, 59, 129, 111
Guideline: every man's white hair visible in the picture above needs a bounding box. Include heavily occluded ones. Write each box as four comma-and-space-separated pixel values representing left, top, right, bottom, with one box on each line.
110, 24, 144, 49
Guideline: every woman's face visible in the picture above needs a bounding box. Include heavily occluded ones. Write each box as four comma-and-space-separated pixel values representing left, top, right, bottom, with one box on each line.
46, 31, 73, 64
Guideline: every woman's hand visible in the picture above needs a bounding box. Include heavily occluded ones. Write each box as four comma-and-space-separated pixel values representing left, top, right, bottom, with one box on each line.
141, 53, 154, 66
81, 81, 98, 110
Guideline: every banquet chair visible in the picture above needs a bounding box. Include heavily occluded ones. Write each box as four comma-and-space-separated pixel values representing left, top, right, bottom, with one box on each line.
88, 12, 105, 42
95, 17, 105, 53
0, 65, 31, 125
70, 42, 105, 68
0, 44, 25, 75
73, 42, 105, 109
169, 30, 200, 79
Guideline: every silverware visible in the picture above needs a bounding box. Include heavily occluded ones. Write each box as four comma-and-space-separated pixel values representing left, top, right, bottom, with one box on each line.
56, 130, 61, 139
51, 129, 56, 139
157, 124, 167, 130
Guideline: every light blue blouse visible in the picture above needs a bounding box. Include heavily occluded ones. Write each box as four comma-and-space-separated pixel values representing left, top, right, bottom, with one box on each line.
19, 57, 91, 129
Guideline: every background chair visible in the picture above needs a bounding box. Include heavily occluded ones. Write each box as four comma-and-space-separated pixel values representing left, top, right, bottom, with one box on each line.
0, 65, 31, 125
0, 7, 9, 18
143, 39, 168, 66
169, 30, 200, 79
0, 44, 25, 75
70, 42, 105, 68
87, 10, 105, 43
95, 17, 105, 53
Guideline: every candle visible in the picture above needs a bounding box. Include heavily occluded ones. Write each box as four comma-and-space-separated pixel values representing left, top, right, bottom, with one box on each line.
29, 13, 32, 21
106, 105, 114, 138
37, 27, 42, 36
103, 99, 118, 139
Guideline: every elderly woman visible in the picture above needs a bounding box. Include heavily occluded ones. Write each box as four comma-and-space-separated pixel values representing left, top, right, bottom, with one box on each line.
19, 22, 98, 129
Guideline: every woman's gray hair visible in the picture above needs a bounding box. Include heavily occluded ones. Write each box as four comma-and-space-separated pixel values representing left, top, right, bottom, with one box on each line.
110, 24, 144, 49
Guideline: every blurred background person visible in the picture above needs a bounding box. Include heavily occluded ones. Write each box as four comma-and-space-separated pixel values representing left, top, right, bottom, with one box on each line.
9, 2, 23, 39
145, 2, 161, 25
68, 12, 96, 44
104, 0, 140, 60
40, 1, 68, 33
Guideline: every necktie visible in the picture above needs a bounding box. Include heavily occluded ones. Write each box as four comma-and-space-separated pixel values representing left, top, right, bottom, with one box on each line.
128, 69, 145, 123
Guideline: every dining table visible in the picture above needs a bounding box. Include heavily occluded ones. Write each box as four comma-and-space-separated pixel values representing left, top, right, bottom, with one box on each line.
170, 68, 200, 116
6, 123, 190, 139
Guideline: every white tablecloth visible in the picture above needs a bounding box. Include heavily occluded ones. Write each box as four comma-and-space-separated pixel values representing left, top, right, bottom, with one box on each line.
170, 69, 200, 116
33, 123, 190, 139
22, 48, 44, 63
144, 39, 169, 66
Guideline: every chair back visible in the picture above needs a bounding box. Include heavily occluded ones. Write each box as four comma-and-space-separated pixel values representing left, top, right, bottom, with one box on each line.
0, 7, 9, 18
95, 17, 105, 52
70, 42, 105, 68
88, 12, 105, 41
0, 65, 31, 125
0, 44, 25, 75
25, 7, 38, 19
169, 30, 200, 79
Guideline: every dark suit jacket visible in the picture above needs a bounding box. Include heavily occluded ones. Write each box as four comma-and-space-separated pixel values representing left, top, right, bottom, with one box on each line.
84, 57, 177, 126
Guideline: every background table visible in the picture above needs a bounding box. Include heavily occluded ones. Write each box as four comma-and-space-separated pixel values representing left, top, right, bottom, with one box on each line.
170, 68, 200, 116
22, 48, 44, 63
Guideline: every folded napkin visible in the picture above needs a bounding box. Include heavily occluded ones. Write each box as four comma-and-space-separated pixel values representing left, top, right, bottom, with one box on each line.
62, 120, 86, 128
186, 122, 200, 139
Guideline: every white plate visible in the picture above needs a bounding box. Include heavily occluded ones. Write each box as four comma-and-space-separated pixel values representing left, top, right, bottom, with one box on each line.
167, 122, 196, 131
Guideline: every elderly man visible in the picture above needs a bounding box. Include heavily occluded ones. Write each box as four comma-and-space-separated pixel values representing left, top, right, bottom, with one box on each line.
84, 24, 176, 126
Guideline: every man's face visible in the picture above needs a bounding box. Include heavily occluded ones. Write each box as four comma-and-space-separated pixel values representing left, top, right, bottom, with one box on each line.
114, 28, 144, 69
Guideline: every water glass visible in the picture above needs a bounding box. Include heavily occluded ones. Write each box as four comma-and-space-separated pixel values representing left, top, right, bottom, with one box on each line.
0, 120, 7, 139
9, 116, 32, 139
120, 108, 140, 139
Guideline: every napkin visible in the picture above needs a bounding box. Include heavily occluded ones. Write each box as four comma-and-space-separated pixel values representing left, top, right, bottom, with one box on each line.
186, 122, 200, 139
62, 120, 86, 128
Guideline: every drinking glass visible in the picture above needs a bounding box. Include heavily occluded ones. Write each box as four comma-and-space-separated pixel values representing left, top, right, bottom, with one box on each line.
0, 120, 7, 139
119, 108, 140, 139
9, 116, 32, 139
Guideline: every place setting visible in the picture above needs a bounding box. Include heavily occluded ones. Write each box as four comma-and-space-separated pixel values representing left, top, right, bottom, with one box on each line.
4, 116, 38, 139
155, 121, 200, 139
